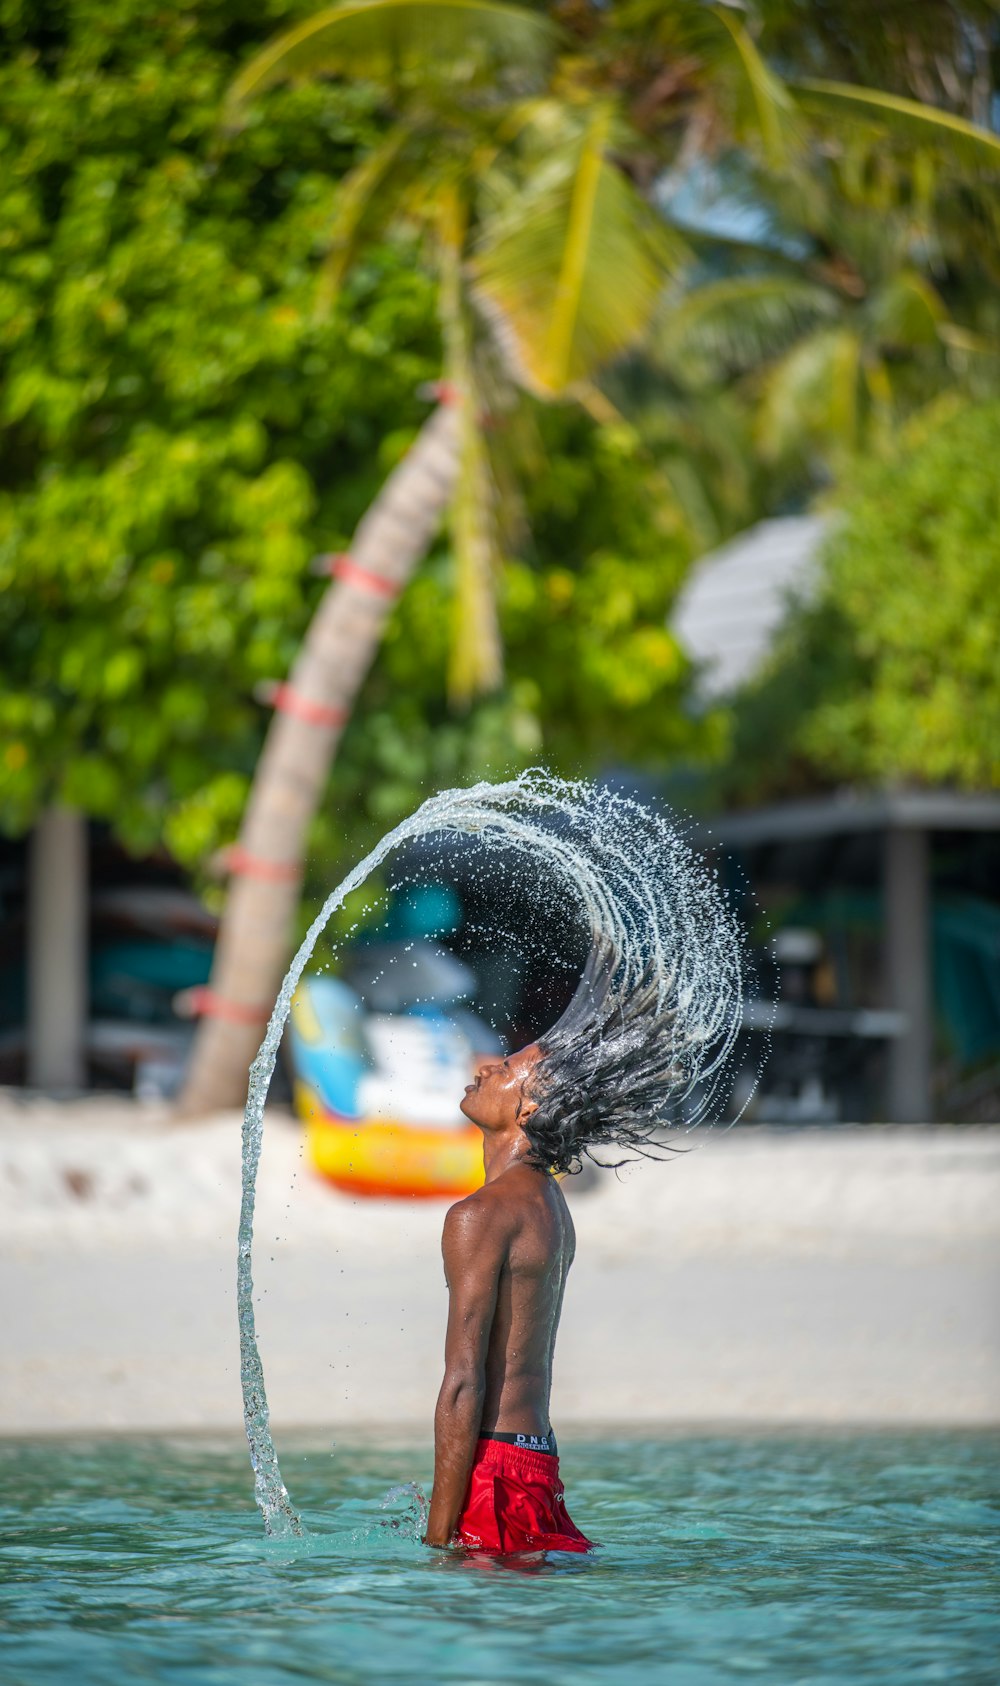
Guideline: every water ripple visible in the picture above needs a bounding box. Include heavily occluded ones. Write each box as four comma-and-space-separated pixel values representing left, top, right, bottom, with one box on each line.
0, 1433, 997, 1684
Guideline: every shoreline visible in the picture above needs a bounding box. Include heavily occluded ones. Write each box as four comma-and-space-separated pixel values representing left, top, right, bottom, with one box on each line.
4, 1419, 999, 1446
3, 1099, 999, 1435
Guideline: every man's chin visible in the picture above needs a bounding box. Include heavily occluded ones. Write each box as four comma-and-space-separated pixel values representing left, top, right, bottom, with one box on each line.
459, 1092, 480, 1124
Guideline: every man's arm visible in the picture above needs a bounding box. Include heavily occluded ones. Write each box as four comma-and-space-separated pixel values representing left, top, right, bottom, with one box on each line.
424, 1193, 506, 1547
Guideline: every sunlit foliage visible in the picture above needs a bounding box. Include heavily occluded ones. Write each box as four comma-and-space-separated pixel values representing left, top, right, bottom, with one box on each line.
722, 402, 1000, 799
0, 0, 703, 890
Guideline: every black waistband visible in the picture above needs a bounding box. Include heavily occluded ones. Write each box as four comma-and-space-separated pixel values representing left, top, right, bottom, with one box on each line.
480, 1428, 557, 1455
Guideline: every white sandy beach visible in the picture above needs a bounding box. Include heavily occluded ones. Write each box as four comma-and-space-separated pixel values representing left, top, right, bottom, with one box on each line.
1, 1093, 998, 1435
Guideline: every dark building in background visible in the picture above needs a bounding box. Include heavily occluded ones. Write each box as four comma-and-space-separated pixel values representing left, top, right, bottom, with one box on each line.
674, 517, 1000, 1124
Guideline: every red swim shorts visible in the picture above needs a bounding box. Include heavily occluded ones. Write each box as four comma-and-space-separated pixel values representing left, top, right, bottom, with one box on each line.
455, 1437, 594, 1555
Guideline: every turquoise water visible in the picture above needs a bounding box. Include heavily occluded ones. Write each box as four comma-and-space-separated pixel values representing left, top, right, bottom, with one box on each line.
1, 1432, 997, 1685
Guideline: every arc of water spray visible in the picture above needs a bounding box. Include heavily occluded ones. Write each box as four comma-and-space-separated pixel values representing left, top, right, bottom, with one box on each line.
237, 773, 750, 1536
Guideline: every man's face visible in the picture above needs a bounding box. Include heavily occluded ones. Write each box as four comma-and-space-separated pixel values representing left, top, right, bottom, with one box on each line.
460, 1042, 542, 1132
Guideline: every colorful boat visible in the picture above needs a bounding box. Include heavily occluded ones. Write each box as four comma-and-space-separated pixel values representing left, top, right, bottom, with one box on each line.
288, 973, 487, 1199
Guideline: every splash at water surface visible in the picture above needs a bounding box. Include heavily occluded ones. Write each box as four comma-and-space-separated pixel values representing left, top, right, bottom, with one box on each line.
238, 772, 754, 1535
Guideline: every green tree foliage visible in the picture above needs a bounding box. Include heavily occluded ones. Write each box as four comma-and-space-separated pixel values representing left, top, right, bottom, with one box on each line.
723, 402, 1000, 800
638, 3, 1000, 510
0, 0, 703, 886
759, 1, 997, 126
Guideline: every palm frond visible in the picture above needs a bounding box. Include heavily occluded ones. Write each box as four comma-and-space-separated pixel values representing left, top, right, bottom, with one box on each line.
226, 0, 555, 120
708, 7, 801, 166
438, 189, 503, 702
576, 382, 755, 553
755, 326, 862, 463
865, 270, 946, 350
315, 124, 412, 312
937, 322, 1000, 357
860, 353, 894, 456
657, 273, 836, 379
827, 327, 862, 453
447, 396, 504, 703
792, 79, 1000, 173
897, 390, 970, 452
473, 108, 689, 396
624, 0, 800, 164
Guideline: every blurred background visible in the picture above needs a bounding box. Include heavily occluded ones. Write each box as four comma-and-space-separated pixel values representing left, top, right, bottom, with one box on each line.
1, 0, 999, 1434
3, 0, 999, 1128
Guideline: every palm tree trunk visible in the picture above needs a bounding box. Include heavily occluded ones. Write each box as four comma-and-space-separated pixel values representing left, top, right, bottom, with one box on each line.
175, 399, 460, 1116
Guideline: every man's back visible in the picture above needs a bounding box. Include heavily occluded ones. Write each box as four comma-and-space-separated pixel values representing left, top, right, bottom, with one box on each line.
477, 1165, 575, 1437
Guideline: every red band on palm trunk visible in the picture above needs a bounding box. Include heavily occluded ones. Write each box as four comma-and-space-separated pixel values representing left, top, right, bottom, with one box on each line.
270, 683, 347, 729
222, 844, 300, 884
188, 988, 270, 1026
321, 553, 400, 599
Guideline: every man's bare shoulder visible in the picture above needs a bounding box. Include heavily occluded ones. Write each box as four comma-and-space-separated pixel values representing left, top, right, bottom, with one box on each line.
441, 1184, 510, 1248
442, 1168, 564, 1249
440, 1186, 514, 1283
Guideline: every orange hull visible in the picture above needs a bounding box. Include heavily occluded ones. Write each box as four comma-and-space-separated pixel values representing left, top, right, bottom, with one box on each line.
299, 1087, 484, 1199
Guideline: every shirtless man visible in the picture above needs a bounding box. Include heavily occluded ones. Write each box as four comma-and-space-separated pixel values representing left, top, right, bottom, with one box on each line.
424, 1042, 593, 1555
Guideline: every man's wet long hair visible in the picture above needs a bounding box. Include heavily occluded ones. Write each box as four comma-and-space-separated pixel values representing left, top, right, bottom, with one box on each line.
520, 938, 717, 1175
